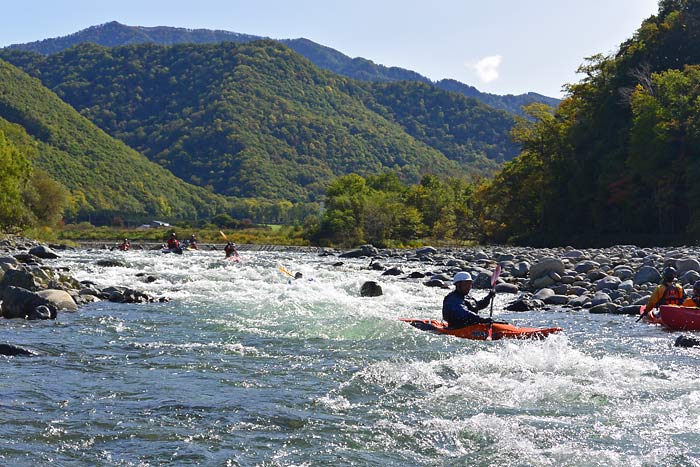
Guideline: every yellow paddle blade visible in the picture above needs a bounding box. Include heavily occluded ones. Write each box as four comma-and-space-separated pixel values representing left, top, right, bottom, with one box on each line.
219, 230, 227, 240
278, 266, 293, 277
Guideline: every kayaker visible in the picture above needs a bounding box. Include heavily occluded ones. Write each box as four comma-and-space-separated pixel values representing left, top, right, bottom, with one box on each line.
442, 271, 495, 328
188, 234, 198, 249
118, 238, 130, 251
681, 281, 700, 308
224, 241, 239, 259
166, 232, 180, 250
645, 266, 685, 316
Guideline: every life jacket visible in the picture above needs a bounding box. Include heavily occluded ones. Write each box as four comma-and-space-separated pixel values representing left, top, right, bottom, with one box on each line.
167, 238, 179, 249
661, 283, 684, 305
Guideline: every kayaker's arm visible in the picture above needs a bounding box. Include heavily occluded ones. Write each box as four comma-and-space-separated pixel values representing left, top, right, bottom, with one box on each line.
475, 290, 496, 311
645, 285, 666, 311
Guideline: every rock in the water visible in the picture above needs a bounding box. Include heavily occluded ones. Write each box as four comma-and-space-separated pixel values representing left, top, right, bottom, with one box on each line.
1, 286, 57, 320
96, 259, 127, 267
407, 271, 426, 279
28, 245, 60, 259
382, 267, 403, 276
495, 283, 519, 294
360, 281, 383, 297
36, 289, 78, 311
0, 343, 36, 356
675, 335, 700, 348
416, 246, 437, 256
424, 279, 449, 288
589, 303, 620, 314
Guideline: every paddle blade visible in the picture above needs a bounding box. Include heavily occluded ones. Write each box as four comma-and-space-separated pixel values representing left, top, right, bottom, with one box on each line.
279, 266, 293, 277
491, 264, 502, 288
219, 230, 227, 240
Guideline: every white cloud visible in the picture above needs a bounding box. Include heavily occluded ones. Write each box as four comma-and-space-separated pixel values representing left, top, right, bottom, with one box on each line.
470, 55, 503, 83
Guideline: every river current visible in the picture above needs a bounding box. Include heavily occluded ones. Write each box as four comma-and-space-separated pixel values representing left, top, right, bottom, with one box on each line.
0, 248, 698, 466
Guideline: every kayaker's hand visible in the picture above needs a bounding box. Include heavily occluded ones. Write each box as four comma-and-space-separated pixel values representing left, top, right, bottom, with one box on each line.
487, 290, 496, 299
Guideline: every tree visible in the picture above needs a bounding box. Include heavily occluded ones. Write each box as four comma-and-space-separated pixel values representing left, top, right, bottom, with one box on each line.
0, 131, 32, 230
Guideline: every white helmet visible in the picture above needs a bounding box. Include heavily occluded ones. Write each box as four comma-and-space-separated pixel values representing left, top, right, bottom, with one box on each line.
453, 271, 473, 284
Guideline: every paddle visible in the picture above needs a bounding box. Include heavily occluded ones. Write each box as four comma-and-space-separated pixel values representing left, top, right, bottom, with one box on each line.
486, 264, 502, 341
636, 305, 649, 322
279, 265, 294, 278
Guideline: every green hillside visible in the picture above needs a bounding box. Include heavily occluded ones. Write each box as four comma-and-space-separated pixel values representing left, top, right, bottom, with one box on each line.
0, 58, 228, 223
4, 21, 559, 116
474, 0, 700, 246
0, 41, 518, 201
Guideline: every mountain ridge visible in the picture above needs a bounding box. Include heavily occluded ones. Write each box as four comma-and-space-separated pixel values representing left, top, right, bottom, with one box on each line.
5, 21, 559, 116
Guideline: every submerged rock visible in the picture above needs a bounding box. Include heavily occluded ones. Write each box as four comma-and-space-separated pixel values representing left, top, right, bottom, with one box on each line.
360, 281, 383, 297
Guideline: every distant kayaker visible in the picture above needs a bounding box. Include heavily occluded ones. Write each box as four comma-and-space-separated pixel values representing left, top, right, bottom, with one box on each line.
442, 271, 495, 328
166, 232, 180, 250
188, 234, 198, 250
224, 241, 239, 259
681, 281, 700, 308
645, 267, 685, 315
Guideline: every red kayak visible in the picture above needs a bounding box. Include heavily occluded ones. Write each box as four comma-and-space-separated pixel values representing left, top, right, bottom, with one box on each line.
399, 318, 562, 340
658, 305, 700, 331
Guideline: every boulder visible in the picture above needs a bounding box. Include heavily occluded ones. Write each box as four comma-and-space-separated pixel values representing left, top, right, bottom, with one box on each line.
591, 291, 612, 306
36, 289, 78, 311
0, 269, 39, 298
617, 305, 642, 315
680, 270, 700, 285
1, 286, 57, 320
415, 246, 437, 256
533, 288, 555, 301
382, 267, 403, 276
574, 261, 600, 274
0, 343, 36, 356
595, 276, 621, 291
96, 259, 127, 267
505, 298, 544, 312
544, 295, 570, 305
407, 271, 426, 279
589, 303, 620, 314
424, 279, 449, 288
676, 258, 700, 275
529, 258, 565, 280
634, 266, 661, 285
510, 261, 530, 278
28, 245, 60, 259
495, 283, 519, 294
675, 335, 700, 348
531, 275, 556, 289
360, 281, 383, 297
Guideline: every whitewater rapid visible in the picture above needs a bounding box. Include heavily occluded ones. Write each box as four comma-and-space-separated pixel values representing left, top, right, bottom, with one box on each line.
0, 248, 698, 466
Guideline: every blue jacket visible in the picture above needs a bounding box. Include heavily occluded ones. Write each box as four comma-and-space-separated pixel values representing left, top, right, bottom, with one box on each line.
442, 290, 492, 328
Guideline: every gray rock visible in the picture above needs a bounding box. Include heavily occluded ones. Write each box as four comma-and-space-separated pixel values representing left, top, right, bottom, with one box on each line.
680, 270, 700, 285
382, 267, 403, 276
568, 286, 589, 296
596, 276, 621, 291
533, 288, 555, 301
510, 261, 530, 278
530, 258, 565, 280
96, 259, 127, 267
544, 294, 570, 305
1, 286, 57, 320
495, 283, 519, 294
531, 275, 556, 289
36, 289, 78, 311
587, 270, 607, 282
0, 269, 39, 298
589, 303, 620, 314
634, 266, 661, 285
618, 305, 642, 315
591, 292, 612, 306
424, 279, 449, 288
563, 250, 586, 259
568, 296, 590, 307
407, 271, 426, 279
28, 245, 60, 259
575, 261, 600, 274
618, 280, 635, 292
676, 258, 700, 275
415, 246, 437, 256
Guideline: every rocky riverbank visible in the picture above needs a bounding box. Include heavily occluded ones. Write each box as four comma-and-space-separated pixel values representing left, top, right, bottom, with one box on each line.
345, 244, 699, 317
0, 236, 165, 323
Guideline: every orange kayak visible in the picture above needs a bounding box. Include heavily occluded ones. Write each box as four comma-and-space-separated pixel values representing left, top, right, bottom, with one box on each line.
399, 318, 562, 340
658, 305, 700, 331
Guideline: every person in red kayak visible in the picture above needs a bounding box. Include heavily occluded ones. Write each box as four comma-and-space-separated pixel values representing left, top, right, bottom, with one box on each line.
645, 266, 685, 317
166, 232, 180, 250
442, 271, 495, 328
681, 281, 700, 308
118, 238, 130, 251
224, 241, 239, 259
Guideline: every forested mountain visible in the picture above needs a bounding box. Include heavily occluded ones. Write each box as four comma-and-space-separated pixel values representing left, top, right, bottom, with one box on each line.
473, 0, 700, 246
0, 58, 228, 223
5, 21, 559, 116
435, 79, 561, 120
0, 41, 518, 201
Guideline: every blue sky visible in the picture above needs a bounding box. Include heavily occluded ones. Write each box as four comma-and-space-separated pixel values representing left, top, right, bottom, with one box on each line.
1, 0, 660, 97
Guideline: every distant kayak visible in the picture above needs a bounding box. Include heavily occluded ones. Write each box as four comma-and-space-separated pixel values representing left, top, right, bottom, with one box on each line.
657, 305, 700, 331
400, 318, 562, 340
161, 247, 183, 255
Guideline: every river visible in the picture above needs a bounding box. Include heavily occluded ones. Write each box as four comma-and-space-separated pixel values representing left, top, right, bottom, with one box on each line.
0, 248, 698, 466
